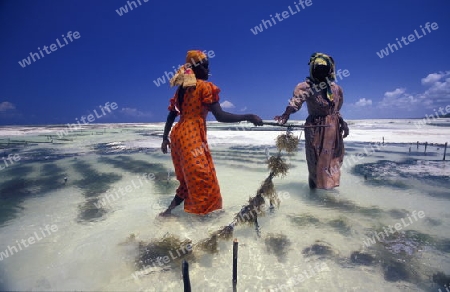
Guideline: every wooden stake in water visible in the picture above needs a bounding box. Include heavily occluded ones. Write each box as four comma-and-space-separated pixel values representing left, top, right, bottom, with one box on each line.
233, 238, 238, 287
425, 142, 428, 154
265, 148, 270, 160
182, 260, 191, 292
417, 141, 419, 150
444, 142, 448, 161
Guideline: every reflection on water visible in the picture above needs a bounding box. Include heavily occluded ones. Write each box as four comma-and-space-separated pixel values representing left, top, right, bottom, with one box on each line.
0, 125, 449, 291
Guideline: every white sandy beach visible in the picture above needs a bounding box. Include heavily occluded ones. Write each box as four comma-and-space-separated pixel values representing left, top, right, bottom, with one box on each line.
1, 119, 448, 144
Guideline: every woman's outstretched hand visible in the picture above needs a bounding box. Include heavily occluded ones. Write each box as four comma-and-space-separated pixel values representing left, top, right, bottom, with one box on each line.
247, 114, 263, 126
274, 113, 289, 125
274, 106, 296, 125
161, 139, 170, 154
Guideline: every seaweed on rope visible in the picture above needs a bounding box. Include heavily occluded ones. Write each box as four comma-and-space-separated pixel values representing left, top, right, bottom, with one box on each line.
134, 127, 301, 267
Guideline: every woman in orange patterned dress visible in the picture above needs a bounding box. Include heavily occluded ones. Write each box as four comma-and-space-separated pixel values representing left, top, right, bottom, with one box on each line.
160, 50, 263, 216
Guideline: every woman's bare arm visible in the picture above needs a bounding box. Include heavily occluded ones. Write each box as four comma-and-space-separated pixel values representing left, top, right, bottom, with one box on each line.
209, 102, 262, 125
163, 111, 177, 141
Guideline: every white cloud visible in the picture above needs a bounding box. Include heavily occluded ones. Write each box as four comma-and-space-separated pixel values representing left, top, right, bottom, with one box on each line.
378, 88, 413, 110
376, 71, 450, 115
421, 71, 450, 85
220, 100, 235, 109
342, 71, 450, 118
0, 101, 15, 112
384, 88, 406, 98
354, 98, 372, 107
0, 101, 22, 120
378, 91, 418, 111
240, 106, 247, 112
120, 107, 152, 118
420, 76, 450, 103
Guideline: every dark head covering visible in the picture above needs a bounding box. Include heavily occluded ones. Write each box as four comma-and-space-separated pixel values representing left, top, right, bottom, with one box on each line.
307, 52, 336, 101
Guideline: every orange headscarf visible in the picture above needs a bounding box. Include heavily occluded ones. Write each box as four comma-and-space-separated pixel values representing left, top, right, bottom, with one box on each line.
186, 50, 207, 65
170, 50, 208, 88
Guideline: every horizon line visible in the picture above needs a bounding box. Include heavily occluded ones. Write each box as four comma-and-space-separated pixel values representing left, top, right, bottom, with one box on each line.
1, 116, 450, 127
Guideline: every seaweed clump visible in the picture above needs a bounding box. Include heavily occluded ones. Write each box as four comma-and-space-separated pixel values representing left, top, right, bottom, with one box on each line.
328, 217, 352, 235
275, 133, 299, 153
350, 251, 376, 266
433, 272, 450, 288
257, 176, 279, 208
136, 234, 193, 270
196, 233, 219, 253
192, 224, 237, 255
268, 155, 289, 178
288, 214, 321, 227
302, 240, 336, 258
265, 233, 291, 262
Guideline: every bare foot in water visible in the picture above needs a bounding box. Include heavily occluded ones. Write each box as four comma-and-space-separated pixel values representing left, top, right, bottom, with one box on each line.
158, 210, 176, 218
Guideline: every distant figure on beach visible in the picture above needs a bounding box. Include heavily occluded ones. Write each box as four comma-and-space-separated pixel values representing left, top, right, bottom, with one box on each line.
275, 52, 349, 189
160, 50, 263, 216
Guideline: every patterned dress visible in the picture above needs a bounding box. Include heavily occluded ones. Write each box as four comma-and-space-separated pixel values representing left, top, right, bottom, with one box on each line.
288, 80, 345, 189
167, 80, 222, 214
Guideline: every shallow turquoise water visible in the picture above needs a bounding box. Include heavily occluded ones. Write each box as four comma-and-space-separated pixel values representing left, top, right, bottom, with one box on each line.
0, 124, 449, 291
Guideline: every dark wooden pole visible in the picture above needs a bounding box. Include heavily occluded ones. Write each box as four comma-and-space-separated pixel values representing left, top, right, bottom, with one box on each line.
182, 260, 191, 292
233, 238, 238, 288
425, 142, 428, 154
444, 142, 448, 161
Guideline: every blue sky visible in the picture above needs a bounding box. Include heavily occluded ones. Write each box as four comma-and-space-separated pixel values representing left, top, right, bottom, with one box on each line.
0, 0, 449, 125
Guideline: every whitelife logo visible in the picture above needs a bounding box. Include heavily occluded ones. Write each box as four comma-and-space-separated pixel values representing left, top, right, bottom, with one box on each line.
18, 31, 81, 68
362, 210, 425, 247
115, 0, 149, 16
376, 22, 439, 59
250, 0, 313, 35
0, 154, 21, 171
0, 224, 58, 261
56, 102, 118, 139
